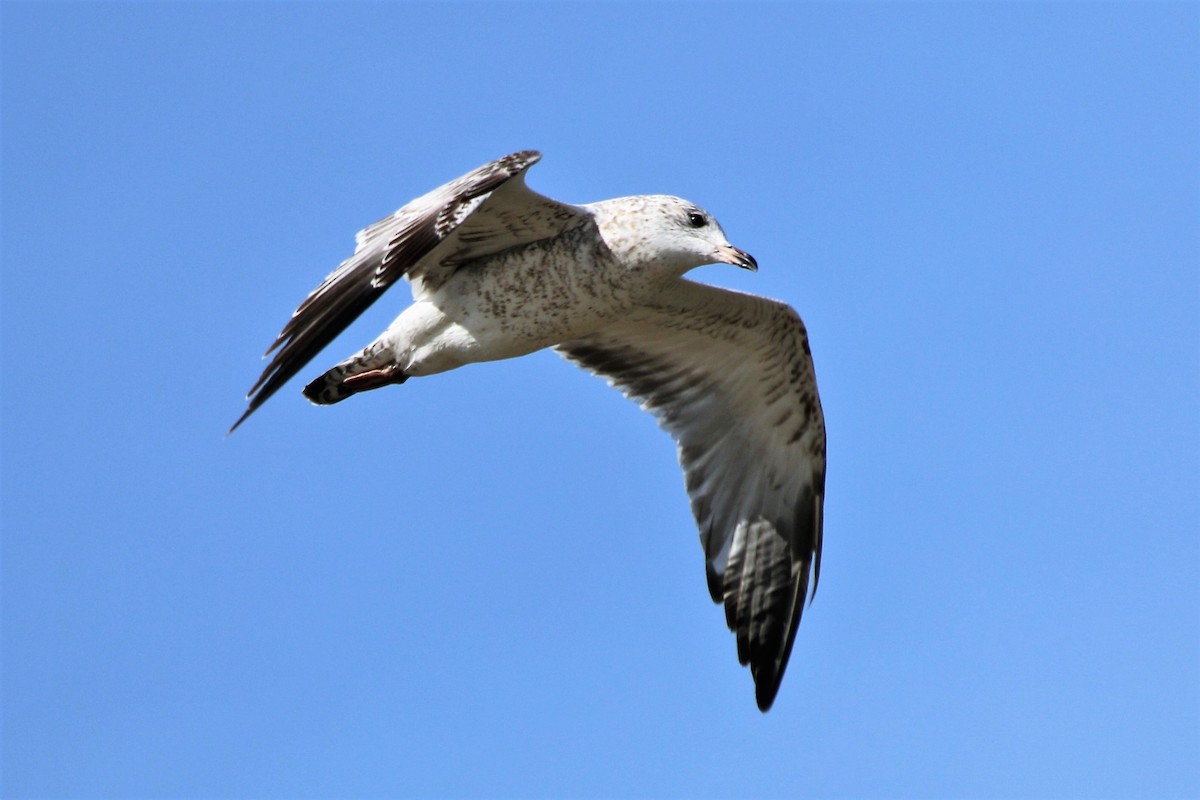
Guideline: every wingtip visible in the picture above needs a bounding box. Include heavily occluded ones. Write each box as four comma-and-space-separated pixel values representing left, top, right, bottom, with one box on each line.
227, 406, 254, 436
755, 678, 781, 712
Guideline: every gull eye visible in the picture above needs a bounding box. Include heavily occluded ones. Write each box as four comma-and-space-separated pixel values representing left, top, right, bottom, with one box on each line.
686, 210, 707, 228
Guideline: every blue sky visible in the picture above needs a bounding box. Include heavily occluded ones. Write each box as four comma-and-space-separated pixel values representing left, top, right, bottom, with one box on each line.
3, 3, 1197, 798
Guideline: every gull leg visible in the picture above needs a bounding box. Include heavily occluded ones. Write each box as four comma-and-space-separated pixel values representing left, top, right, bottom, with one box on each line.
302, 342, 408, 405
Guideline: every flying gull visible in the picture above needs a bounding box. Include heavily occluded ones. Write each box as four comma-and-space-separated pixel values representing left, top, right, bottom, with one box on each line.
232, 151, 826, 711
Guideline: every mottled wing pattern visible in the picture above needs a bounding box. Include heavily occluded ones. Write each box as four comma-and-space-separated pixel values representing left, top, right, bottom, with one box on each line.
410, 178, 596, 297
557, 279, 826, 710
232, 150, 590, 432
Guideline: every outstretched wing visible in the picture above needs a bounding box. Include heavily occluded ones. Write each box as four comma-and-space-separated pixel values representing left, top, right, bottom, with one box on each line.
558, 279, 826, 711
232, 149, 593, 432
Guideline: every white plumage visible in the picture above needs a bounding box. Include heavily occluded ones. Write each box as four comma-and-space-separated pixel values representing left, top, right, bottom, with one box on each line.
233, 151, 826, 711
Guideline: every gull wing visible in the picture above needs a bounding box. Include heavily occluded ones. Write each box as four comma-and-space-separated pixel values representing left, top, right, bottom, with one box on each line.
557, 279, 826, 711
232, 150, 593, 432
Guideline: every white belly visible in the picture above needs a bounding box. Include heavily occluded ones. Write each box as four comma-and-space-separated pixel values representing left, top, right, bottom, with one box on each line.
383, 237, 649, 376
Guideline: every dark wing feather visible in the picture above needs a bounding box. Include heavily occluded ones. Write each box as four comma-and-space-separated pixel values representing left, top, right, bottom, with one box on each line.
558, 279, 826, 711
231, 150, 591, 432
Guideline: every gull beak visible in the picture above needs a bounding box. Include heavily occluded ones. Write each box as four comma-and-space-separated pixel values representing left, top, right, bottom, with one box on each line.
716, 244, 758, 272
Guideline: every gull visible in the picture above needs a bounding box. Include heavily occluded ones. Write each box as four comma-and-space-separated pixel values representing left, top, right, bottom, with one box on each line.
232, 151, 826, 711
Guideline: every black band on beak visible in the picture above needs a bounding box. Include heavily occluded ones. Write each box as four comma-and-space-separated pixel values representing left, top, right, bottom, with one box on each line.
731, 247, 758, 272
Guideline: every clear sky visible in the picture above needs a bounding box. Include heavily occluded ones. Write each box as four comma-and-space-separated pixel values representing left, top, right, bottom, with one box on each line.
3, 3, 1197, 798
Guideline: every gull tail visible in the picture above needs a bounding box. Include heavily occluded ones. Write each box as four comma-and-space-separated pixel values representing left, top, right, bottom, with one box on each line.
303, 344, 408, 406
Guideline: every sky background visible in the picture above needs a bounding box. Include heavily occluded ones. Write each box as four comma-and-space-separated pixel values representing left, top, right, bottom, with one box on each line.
3, 3, 1198, 798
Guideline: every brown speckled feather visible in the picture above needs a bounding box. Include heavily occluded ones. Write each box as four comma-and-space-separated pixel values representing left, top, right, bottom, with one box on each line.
232, 150, 591, 432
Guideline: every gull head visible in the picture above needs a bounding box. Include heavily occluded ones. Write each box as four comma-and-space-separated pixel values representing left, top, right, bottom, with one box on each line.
594, 195, 757, 276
